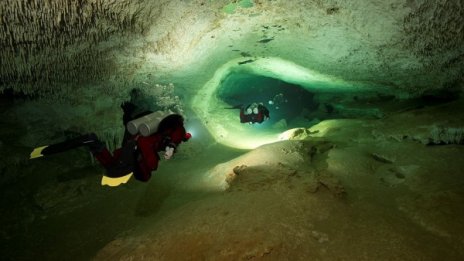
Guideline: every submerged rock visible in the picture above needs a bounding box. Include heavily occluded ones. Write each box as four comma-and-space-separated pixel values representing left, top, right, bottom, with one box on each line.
272, 119, 287, 129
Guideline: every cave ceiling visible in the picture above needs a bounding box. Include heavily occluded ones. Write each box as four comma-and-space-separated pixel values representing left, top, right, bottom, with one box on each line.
0, 0, 463, 100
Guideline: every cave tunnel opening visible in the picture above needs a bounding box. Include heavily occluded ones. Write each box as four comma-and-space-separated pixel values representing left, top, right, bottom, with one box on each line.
209, 68, 464, 150
216, 71, 319, 129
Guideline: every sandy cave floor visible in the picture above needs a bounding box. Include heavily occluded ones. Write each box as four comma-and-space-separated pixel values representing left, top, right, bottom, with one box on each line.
1, 99, 464, 260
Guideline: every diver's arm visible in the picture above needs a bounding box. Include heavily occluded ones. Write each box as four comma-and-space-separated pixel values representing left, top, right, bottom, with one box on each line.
170, 126, 187, 145
163, 126, 190, 159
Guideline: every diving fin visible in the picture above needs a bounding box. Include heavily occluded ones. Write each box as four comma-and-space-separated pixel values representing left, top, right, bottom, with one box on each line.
224, 104, 243, 110
30, 146, 49, 159
101, 172, 133, 187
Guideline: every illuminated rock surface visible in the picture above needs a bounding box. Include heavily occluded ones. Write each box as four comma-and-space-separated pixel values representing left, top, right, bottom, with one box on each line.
0, 0, 463, 260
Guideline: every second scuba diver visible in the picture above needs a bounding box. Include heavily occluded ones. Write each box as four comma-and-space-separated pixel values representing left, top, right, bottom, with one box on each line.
240, 102, 270, 124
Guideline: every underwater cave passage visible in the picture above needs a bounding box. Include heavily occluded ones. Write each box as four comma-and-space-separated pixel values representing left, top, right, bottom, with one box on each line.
216, 72, 319, 130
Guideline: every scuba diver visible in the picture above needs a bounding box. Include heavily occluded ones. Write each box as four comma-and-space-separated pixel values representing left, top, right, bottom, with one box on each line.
240, 102, 270, 124
30, 102, 191, 187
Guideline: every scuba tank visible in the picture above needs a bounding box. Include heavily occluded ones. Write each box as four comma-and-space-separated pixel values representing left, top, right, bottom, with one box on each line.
126, 111, 173, 136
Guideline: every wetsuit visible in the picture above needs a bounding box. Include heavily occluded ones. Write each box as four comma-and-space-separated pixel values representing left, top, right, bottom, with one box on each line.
37, 113, 189, 182
93, 114, 189, 181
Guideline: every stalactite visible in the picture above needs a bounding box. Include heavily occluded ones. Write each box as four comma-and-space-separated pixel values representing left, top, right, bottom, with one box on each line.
0, 0, 167, 98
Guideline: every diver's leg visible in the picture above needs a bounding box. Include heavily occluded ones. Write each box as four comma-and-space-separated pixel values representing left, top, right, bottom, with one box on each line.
93, 148, 115, 167
31, 133, 105, 159
105, 139, 138, 177
132, 161, 154, 182
40, 133, 102, 156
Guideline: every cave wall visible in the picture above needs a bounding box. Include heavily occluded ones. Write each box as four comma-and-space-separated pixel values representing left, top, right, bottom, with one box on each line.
1, 0, 463, 97
1, 0, 144, 97
0, 0, 463, 144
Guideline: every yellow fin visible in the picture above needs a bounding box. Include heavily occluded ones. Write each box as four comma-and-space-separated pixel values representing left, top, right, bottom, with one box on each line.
30, 146, 49, 159
101, 173, 133, 187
